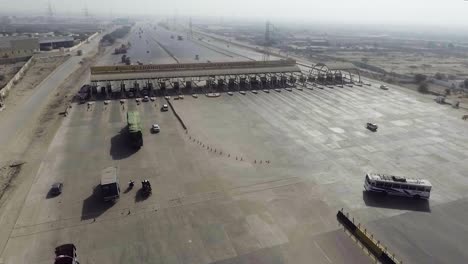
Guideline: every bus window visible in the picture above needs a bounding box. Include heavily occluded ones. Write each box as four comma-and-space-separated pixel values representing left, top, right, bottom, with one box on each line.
408, 186, 415, 190
376, 182, 383, 187
393, 184, 400, 188
401, 185, 408, 189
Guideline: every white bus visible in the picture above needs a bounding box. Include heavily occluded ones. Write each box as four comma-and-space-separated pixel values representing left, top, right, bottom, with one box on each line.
364, 173, 432, 199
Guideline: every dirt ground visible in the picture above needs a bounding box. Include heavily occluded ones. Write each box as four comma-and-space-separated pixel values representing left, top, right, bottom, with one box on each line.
0, 56, 69, 108
330, 51, 468, 79
0, 61, 26, 88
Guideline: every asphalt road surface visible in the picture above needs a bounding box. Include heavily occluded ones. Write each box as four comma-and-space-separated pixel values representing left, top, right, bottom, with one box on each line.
97, 23, 251, 66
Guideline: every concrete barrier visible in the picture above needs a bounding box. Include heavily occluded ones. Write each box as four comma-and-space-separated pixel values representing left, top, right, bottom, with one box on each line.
166, 99, 187, 130
0, 56, 34, 100
336, 209, 402, 264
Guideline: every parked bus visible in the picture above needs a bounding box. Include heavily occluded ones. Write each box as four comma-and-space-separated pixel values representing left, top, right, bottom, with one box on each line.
364, 173, 432, 199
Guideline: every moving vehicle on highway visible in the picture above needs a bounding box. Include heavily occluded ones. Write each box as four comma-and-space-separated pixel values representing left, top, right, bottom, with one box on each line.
50, 182, 63, 196
364, 173, 432, 199
77, 85, 91, 104
100, 167, 120, 202
161, 104, 169, 111
380, 84, 388, 90
141, 180, 152, 197
366, 122, 378, 131
151, 124, 160, 133
127, 111, 143, 148
54, 243, 79, 264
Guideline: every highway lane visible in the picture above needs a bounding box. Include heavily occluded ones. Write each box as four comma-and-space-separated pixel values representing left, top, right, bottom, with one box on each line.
97, 23, 252, 66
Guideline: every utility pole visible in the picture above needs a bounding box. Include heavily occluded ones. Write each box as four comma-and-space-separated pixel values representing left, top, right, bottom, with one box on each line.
262, 21, 272, 61
47, 0, 54, 22
189, 17, 193, 39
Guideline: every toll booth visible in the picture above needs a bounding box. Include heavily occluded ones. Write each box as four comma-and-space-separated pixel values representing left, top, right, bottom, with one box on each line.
228, 78, 235, 90
260, 76, 267, 87
206, 79, 213, 89
185, 81, 192, 90
173, 81, 180, 90
159, 82, 166, 92
271, 76, 278, 86
217, 79, 224, 88
289, 75, 296, 84
280, 76, 287, 87
250, 77, 258, 88
317, 74, 325, 83
334, 73, 342, 83
239, 77, 247, 89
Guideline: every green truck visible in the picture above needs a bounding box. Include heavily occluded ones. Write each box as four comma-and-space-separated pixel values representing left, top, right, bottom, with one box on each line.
127, 111, 143, 148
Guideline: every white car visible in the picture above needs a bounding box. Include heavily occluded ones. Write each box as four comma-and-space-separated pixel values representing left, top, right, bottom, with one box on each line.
380, 84, 389, 90
143, 96, 149, 102
151, 124, 160, 133
161, 104, 169, 111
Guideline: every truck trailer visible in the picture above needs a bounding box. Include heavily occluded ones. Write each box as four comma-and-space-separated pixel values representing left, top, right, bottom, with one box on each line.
100, 167, 120, 202
127, 111, 143, 148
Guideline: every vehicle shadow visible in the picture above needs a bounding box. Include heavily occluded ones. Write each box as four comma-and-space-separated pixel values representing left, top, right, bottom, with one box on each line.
135, 188, 150, 203
362, 191, 431, 212
81, 185, 115, 220
109, 128, 138, 160
45, 189, 59, 199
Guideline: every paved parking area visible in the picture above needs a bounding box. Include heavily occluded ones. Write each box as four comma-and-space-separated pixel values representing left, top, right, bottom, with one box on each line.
2, 83, 468, 263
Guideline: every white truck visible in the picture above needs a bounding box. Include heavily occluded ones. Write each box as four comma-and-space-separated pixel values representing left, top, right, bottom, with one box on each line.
100, 167, 120, 202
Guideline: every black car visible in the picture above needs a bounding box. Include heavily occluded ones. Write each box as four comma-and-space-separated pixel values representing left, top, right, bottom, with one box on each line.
366, 123, 378, 131
50, 183, 63, 196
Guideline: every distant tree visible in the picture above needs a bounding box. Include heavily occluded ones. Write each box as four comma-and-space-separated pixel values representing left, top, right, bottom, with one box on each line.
448, 43, 455, 49
418, 82, 429, 93
464, 79, 468, 88
414, 74, 427, 83
445, 88, 451, 96
0, 74, 5, 81
361, 57, 369, 63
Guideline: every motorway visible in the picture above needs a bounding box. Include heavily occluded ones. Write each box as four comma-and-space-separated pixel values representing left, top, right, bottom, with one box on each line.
1, 22, 468, 264
97, 24, 253, 66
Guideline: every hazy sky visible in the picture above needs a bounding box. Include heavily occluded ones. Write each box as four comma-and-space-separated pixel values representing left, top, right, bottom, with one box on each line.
2, 0, 468, 26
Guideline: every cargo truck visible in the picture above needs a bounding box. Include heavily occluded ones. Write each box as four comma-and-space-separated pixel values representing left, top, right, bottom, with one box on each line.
100, 167, 120, 202
127, 111, 143, 148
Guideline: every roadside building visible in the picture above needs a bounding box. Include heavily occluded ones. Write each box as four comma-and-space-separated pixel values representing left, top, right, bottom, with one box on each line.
39, 36, 76, 51
0, 36, 39, 60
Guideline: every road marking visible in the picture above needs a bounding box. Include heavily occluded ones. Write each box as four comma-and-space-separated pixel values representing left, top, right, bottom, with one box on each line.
314, 241, 332, 263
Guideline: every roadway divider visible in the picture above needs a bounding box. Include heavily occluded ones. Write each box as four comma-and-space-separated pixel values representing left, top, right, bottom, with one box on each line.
336, 209, 402, 264
165, 98, 187, 130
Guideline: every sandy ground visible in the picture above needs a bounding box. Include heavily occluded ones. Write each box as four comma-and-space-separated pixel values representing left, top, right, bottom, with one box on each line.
0, 61, 26, 88
0, 56, 69, 108
332, 51, 468, 78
